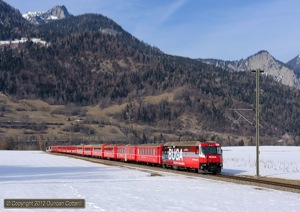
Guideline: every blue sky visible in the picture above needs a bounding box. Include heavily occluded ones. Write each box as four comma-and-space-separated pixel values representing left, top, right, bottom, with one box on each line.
4, 0, 300, 62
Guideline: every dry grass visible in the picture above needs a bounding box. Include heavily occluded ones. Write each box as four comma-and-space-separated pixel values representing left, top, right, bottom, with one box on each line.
1, 95, 128, 141
150, 172, 162, 177
0, 89, 248, 146
0, 94, 147, 143
143, 87, 182, 104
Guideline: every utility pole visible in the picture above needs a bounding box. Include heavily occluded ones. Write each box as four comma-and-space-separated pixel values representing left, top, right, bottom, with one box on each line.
126, 103, 132, 138
252, 69, 263, 177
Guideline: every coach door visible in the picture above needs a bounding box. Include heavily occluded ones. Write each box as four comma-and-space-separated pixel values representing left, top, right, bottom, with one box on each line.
125, 146, 127, 162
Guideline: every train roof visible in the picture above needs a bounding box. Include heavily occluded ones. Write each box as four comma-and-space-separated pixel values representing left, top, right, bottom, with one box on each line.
136, 143, 164, 147
90, 144, 107, 147
164, 141, 220, 147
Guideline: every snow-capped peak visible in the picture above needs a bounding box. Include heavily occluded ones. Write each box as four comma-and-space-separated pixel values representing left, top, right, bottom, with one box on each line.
23, 5, 71, 25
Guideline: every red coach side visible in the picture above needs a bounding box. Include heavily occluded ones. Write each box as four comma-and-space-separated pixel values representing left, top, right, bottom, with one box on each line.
92, 144, 106, 158
83, 145, 93, 157
71, 146, 77, 155
136, 144, 163, 165
116, 145, 126, 161
51, 146, 58, 152
76, 145, 84, 156
103, 144, 118, 160
61, 146, 67, 153
125, 145, 137, 162
66, 146, 73, 154
116, 145, 137, 162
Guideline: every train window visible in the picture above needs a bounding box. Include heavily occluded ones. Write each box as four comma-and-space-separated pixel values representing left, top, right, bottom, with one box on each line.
201, 146, 221, 154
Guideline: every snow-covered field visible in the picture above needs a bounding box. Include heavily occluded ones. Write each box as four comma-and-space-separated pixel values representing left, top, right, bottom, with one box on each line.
222, 146, 300, 180
1, 147, 300, 212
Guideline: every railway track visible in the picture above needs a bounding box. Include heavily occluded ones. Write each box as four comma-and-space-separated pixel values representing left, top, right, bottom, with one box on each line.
215, 174, 300, 192
51, 152, 300, 193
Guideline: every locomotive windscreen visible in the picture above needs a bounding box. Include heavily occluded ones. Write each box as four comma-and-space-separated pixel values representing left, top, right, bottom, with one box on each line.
201, 146, 222, 154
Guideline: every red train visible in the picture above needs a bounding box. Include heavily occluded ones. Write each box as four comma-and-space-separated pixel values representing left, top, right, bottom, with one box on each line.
50, 141, 223, 174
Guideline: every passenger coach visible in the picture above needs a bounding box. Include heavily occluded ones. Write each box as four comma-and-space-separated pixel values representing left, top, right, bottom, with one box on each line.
136, 144, 163, 165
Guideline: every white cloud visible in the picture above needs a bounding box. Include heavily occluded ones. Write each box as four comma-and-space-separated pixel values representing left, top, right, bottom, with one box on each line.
158, 0, 187, 25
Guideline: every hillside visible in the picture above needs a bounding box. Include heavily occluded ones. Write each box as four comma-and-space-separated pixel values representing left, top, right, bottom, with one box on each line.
0, 0, 37, 39
0, 1, 300, 149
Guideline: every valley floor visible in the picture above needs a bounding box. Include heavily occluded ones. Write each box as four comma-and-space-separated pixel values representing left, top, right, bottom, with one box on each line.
0, 147, 300, 211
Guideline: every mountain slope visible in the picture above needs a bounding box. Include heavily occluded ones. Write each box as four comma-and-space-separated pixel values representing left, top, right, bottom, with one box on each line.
0, 0, 36, 39
0, 2, 300, 143
287, 54, 300, 78
199, 51, 300, 89
23, 5, 72, 25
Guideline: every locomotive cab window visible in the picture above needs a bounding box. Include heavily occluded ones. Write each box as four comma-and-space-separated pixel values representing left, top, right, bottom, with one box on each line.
201, 146, 222, 154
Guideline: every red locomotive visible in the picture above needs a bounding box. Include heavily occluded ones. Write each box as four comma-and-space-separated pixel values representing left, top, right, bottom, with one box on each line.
50, 140, 222, 174
162, 141, 222, 174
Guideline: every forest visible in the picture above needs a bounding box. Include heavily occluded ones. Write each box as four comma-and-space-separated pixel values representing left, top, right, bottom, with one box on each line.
1, 1, 300, 148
